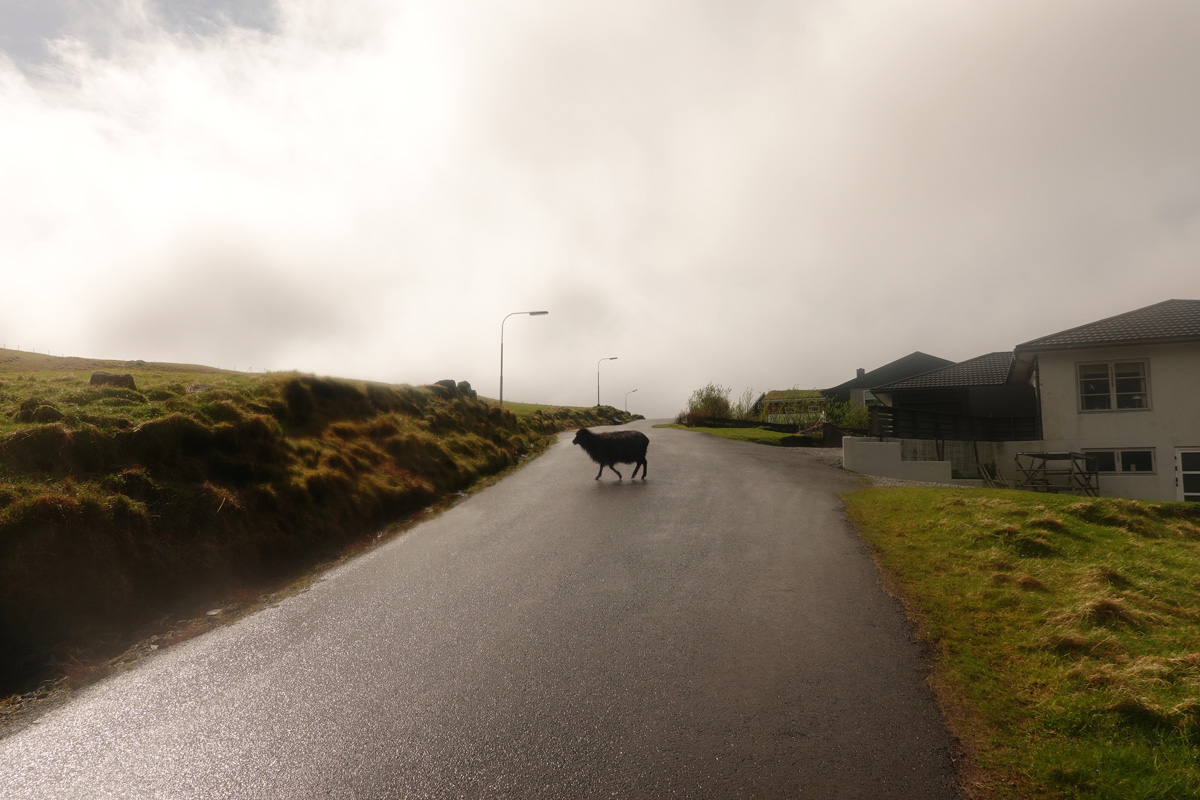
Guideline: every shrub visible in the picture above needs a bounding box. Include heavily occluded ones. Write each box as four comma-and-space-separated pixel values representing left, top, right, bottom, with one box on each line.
825, 400, 871, 430
681, 383, 732, 426
730, 387, 758, 421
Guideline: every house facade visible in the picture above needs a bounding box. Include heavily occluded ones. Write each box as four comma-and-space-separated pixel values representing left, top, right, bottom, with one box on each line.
1012, 300, 1200, 502
842, 299, 1200, 502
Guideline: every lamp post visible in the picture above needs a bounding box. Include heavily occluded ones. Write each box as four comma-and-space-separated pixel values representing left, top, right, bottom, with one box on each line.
625, 388, 638, 413
500, 310, 548, 406
597, 357, 618, 407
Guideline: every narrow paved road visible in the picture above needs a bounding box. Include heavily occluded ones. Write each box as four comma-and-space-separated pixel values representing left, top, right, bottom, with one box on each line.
0, 421, 963, 799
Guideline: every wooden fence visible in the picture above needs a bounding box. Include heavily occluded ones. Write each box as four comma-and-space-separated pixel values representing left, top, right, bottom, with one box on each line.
868, 406, 1039, 442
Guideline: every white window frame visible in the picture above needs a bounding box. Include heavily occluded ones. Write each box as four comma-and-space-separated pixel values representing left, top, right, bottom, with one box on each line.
1177, 449, 1200, 502
1084, 448, 1157, 475
1077, 359, 1151, 413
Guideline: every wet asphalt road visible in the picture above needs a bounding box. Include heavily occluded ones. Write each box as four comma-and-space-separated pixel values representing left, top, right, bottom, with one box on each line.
0, 421, 962, 799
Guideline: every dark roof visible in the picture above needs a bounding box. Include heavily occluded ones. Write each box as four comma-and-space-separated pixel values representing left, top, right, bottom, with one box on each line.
1015, 299, 1200, 352
823, 352, 953, 398
874, 352, 1015, 391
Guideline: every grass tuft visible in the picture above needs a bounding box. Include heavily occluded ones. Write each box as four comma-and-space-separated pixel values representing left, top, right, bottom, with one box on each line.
1108, 694, 1171, 730
1083, 565, 1131, 588
1076, 595, 1147, 629
1016, 574, 1048, 592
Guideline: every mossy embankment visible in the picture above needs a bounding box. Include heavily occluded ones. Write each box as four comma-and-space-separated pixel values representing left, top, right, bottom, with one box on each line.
0, 351, 634, 695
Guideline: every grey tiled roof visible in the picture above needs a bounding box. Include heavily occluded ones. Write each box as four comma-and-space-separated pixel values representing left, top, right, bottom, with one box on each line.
874, 352, 1015, 391
1015, 299, 1200, 351
823, 351, 953, 396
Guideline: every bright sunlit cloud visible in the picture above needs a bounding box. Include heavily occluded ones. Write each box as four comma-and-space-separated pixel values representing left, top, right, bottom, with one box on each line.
3, 0, 1199, 417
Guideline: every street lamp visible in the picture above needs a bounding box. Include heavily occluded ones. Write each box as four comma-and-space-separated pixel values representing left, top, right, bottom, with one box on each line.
500, 310, 549, 406
625, 388, 638, 412
597, 357, 618, 407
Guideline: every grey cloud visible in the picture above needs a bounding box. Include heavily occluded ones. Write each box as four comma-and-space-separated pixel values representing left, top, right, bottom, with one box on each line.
154, 0, 277, 38
0, 0, 276, 71
0, 1, 70, 65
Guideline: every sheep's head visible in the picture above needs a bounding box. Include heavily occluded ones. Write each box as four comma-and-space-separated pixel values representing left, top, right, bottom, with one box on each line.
571, 428, 589, 445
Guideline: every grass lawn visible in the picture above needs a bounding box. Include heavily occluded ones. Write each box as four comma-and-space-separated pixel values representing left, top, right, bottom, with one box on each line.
654, 423, 816, 447
484, 399, 598, 420
845, 487, 1200, 799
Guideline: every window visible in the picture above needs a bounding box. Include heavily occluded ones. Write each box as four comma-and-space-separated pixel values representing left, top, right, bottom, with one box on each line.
1085, 448, 1156, 474
1078, 361, 1149, 411
1180, 451, 1200, 502
1121, 450, 1155, 472
1114, 363, 1149, 409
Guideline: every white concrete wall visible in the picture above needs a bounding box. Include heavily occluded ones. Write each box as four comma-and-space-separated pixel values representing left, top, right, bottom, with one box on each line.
1034, 342, 1200, 501
975, 441, 1044, 487
842, 438, 954, 483
898, 439, 981, 478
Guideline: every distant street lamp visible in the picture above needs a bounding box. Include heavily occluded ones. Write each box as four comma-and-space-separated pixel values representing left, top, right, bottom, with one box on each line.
500, 310, 549, 406
597, 357, 618, 407
625, 388, 638, 412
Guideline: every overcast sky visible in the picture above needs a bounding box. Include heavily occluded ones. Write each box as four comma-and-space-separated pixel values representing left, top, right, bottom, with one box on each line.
2, 0, 1198, 418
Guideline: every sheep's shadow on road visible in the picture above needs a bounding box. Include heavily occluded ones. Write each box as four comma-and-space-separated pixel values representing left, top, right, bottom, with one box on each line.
590, 479, 650, 490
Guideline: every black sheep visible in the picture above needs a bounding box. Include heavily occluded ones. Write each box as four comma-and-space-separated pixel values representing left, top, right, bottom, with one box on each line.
572, 427, 649, 481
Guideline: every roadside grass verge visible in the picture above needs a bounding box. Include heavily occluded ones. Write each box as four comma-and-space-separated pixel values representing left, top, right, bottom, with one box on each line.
495, 400, 644, 431
0, 352, 635, 697
487, 400, 557, 419
844, 487, 1200, 799
654, 423, 818, 447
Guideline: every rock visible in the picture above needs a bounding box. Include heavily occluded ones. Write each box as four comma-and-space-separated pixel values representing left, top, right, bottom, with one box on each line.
31, 405, 65, 423
90, 372, 137, 390
456, 381, 477, 399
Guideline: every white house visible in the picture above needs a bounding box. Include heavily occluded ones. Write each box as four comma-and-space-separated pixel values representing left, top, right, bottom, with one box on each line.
1010, 298, 1200, 502
842, 299, 1200, 502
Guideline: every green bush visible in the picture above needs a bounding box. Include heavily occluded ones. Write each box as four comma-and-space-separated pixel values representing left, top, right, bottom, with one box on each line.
730, 387, 758, 421
825, 400, 871, 430
680, 383, 732, 426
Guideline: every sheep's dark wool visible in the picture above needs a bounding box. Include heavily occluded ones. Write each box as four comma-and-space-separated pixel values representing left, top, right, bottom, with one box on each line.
572, 427, 649, 481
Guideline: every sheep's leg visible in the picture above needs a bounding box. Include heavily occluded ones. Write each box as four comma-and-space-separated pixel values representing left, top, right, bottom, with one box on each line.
595, 464, 604, 480
634, 459, 647, 480
608, 464, 623, 481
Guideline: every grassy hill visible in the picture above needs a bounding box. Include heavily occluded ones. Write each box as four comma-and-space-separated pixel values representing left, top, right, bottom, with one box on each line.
0, 349, 635, 695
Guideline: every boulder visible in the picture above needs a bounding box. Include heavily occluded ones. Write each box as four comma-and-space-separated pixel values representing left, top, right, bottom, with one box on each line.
91, 372, 137, 390
32, 405, 66, 423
